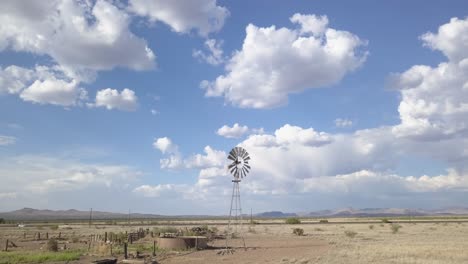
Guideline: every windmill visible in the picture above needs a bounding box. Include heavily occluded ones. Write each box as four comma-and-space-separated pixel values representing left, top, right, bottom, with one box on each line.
225, 146, 250, 251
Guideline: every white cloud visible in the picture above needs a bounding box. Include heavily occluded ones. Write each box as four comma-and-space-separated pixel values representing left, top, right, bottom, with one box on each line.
185, 146, 226, 169
93, 88, 138, 111
0, 154, 142, 195
20, 78, 87, 107
0, 65, 34, 94
201, 13, 367, 109
421, 17, 468, 63
335, 118, 353, 128
390, 17, 468, 140
1, 65, 88, 106
133, 184, 184, 198
0, 0, 155, 79
300, 169, 468, 194
128, 0, 229, 36
0, 135, 16, 146
150, 109, 159, 115
153, 137, 178, 154
216, 123, 249, 138
193, 38, 225, 65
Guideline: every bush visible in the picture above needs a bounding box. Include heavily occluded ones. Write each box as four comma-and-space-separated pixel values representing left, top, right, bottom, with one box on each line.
391, 224, 402, 234
292, 228, 304, 236
285, 218, 301, 224
50, 225, 59, 230
344, 230, 357, 238
47, 239, 58, 252
369, 225, 374, 230
382, 218, 391, 223
319, 219, 328, 223
0, 218, 5, 224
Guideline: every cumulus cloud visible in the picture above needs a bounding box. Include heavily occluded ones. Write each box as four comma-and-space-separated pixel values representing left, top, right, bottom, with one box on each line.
0, 135, 16, 146
335, 118, 353, 128
201, 13, 367, 108
193, 39, 225, 65
92, 88, 138, 111
421, 17, 468, 63
390, 17, 468, 140
0, 154, 142, 195
185, 146, 225, 169
0, 1, 155, 109
0, 0, 155, 79
153, 137, 183, 169
128, 0, 229, 36
1, 65, 88, 106
153, 137, 178, 154
216, 123, 249, 138
153, 137, 226, 170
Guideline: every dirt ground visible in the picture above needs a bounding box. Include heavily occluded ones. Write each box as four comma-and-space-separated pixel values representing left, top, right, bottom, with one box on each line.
1, 219, 468, 263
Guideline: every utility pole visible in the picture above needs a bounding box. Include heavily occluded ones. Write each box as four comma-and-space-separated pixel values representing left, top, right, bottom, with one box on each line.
128, 209, 131, 226
89, 208, 93, 227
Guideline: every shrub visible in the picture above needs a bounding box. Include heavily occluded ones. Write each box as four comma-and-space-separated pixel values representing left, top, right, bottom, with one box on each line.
369, 225, 374, 230
247, 226, 256, 233
50, 225, 59, 230
47, 239, 58, 252
292, 228, 304, 236
319, 219, 328, 223
344, 230, 357, 238
71, 237, 80, 243
250, 219, 259, 225
391, 224, 402, 234
314, 228, 324, 232
382, 218, 391, 223
0, 218, 5, 224
285, 218, 301, 224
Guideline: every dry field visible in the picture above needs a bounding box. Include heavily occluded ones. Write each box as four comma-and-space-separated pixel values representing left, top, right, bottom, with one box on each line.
1, 218, 468, 263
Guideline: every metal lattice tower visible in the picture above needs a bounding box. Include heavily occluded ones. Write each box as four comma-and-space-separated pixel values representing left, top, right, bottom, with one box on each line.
225, 146, 250, 250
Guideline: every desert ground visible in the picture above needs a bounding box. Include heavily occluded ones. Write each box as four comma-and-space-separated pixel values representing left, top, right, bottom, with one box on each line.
1, 218, 468, 263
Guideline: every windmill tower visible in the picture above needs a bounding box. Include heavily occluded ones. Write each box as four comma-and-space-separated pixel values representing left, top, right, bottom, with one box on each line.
226, 146, 251, 250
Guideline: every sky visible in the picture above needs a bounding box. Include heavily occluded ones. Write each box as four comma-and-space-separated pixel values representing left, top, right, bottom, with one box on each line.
1, 0, 468, 215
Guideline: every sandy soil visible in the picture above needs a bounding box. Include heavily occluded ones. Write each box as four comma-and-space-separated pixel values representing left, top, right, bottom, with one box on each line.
2, 219, 468, 263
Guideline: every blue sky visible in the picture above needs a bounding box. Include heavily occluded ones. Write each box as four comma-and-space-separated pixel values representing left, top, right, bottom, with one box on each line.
1, 0, 468, 214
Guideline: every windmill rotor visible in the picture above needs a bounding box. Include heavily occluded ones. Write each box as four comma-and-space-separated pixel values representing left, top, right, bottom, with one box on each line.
228, 146, 250, 180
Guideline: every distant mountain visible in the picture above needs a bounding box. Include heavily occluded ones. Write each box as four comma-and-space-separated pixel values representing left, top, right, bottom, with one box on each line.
1, 207, 468, 221
0, 208, 163, 221
255, 211, 297, 218
301, 207, 468, 217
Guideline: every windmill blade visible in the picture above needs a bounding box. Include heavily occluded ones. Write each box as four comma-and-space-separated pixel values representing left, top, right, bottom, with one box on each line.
244, 164, 251, 170
230, 166, 237, 175
228, 163, 236, 169
244, 156, 251, 161
228, 152, 236, 161
241, 151, 249, 159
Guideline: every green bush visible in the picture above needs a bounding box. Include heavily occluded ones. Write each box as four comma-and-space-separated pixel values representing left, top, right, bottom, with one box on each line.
0, 218, 5, 224
47, 239, 58, 252
285, 218, 301, 224
292, 228, 304, 236
369, 225, 374, 230
344, 230, 357, 238
391, 224, 402, 234
319, 219, 328, 223
382, 218, 391, 223
49, 225, 59, 230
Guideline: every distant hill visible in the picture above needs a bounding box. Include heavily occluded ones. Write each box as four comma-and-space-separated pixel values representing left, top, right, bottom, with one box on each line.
300, 207, 468, 217
0, 208, 163, 221
1, 207, 468, 221
255, 211, 297, 218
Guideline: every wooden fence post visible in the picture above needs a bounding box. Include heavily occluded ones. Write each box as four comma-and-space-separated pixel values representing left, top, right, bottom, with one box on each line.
124, 242, 128, 259
5, 239, 8, 251
153, 240, 156, 256
104, 232, 107, 242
